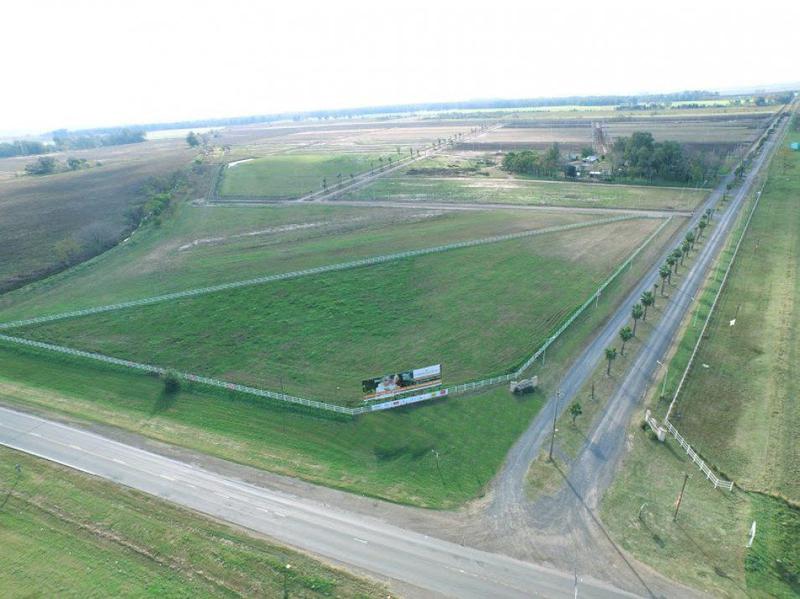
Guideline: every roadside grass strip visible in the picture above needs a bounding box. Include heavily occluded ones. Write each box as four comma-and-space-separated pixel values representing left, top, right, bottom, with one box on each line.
0, 214, 644, 331
0, 217, 671, 415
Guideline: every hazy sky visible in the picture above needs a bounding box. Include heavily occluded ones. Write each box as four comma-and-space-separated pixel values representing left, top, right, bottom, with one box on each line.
4, 0, 798, 134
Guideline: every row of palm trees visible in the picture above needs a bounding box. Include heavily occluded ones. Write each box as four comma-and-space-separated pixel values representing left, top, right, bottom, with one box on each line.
605, 208, 714, 375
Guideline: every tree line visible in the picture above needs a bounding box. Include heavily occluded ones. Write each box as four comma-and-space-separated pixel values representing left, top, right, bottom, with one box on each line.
50, 91, 722, 138
1, 128, 145, 160
51, 128, 145, 150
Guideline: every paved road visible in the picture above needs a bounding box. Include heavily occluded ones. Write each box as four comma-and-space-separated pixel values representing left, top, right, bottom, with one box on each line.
0, 406, 635, 599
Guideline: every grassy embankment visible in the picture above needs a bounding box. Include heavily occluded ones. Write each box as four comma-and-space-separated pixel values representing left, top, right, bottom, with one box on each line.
600, 130, 800, 596
0, 446, 386, 598
219, 153, 393, 199
12, 218, 662, 405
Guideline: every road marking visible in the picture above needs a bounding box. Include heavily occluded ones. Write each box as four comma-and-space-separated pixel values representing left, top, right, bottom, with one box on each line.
159, 473, 176, 481
353, 537, 369, 544
112, 458, 127, 465
68, 444, 81, 450
28, 432, 42, 438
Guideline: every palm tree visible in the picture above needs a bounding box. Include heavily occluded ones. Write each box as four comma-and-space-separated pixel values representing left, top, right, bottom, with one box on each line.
698, 218, 708, 239
569, 402, 583, 425
322, 177, 327, 191
659, 265, 671, 295
631, 303, 644, 336
666, 256, 676, 283
640, 291, 654, 320
619, 326, 633, 355
605, 347, 618, 375
671, 248, 683, 274
681, 240, 691, 262
685, 230, 696, 250
705, 207, 714, 222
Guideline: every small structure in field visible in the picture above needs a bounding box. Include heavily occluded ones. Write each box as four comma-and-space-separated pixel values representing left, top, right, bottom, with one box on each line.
509, 376, 538, 394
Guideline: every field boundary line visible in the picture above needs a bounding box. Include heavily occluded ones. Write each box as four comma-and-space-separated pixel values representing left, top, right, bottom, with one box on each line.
0, 214, 643, 331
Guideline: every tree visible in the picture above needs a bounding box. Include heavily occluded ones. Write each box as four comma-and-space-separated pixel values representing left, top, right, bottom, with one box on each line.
698, 218, 708, 239
569, 402, 583, 425
619, 326, 633, 355
659, 265, 671, 294
685, 230, 696, 250
54, 237, 81, 264
605, 347, 618, 375
705, 207, 714, 222
66, 157, 86, 170
631, 303, 644, 335
640, 291, 654, 320
671, 248, 683, 274
186, 131, 201, 147
665, 256, 675, 284
681, 240, 691, 262
163, 371, 181, 394
25, 156, 57, 175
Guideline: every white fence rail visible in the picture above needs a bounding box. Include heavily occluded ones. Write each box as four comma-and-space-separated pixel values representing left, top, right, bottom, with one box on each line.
0, 214, 638, 332
665, 421, 733, 490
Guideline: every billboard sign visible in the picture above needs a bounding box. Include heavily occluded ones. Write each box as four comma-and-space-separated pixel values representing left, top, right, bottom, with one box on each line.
362, 364, 442, 401
369, 389, 449, 412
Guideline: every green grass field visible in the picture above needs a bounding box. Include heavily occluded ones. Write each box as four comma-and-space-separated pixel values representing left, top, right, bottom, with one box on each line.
346, 176, 706, 211
0, 204, 591, 322
600, 128, 800, 597
671, 141, 800, 502
219, 153, 390, 198
0, 446, 385, 598
13, 218, 661, 404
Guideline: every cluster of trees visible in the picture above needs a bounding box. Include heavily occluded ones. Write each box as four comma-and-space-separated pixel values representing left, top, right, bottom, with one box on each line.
0, 139, 48, 158
501, 144, 563, 177
24, 156, 92, 176
51, 128, 145, 150
125, 171, 185, 229
611, 132, 713, 183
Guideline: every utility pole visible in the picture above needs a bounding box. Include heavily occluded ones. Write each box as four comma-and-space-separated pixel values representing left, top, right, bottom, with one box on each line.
590, 381, 595, 402
548, 390, 561, 462
674, 473, 689, 522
